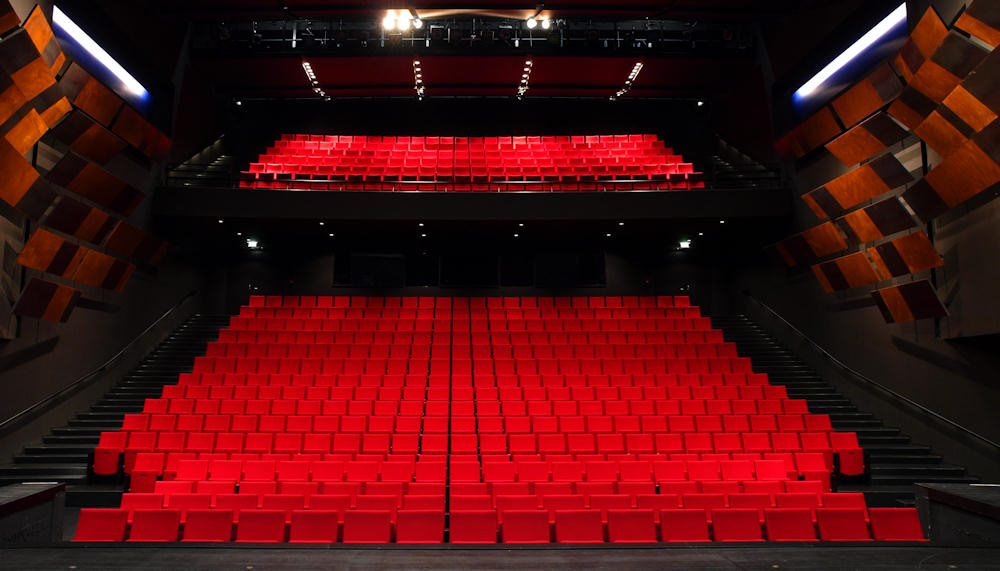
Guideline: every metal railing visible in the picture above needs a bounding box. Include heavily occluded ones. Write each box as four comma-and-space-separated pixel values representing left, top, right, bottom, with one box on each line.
0, 291, 197, 435
745, 293, 1000, 452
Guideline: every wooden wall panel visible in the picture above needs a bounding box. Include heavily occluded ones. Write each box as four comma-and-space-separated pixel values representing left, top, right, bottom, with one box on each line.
58, 64, 123, 127
908, 32, 989, 104
46, 153, 145, 216
16, 228, 85, 278
30, 83, 71, 128
22, 6, 65, 77
103, 221, 167, 265
913, 106, 976, 158
776, 107, 842, 159
12, 277, 80, 322
894, 8, 949, 83
111, 106, 171, 159
3, 107, 47, 155
956, 0, 1000, 48
871, 280, 947, 323
42, 196, 118, 246
0, 68, 27, 126
835, 196, 916, 244
0, 1, 19, 35
0, 136, 40, 209
825, 112, 908, 166
71, 250, 134, 291
888, 87, 938, 131
867, 231, 944, 279
811, 251, 881, 292
0, 30, 56, 103
774, 221, 848, 267
51, 109, 128, 165
943, 49, 1000, 133
831, 64, 904, 129
804, 154, 912, 219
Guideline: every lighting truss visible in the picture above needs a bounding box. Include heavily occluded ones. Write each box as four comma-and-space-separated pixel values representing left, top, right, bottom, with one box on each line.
302, 59, 329, 100
413, 59, 425, 100
516, 59, 533, 100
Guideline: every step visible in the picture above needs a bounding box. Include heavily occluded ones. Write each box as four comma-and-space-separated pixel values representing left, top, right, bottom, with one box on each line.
24, 445, 97, 455
0, 474, 89, 486
870, 474, 979, 486
860, 443, 934, 455
0, 463, 87, 476
869, 463, 968, 477
13, 453, 91, 464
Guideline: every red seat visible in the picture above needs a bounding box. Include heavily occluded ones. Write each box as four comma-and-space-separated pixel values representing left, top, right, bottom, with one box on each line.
501, 510, 550, 543
182, 509, 234, 541
396, 510, 445, 543
73, 509, 128, 541
606, 509, 657, 543
711, 508, 764, 541
342, 510, 392, 543
449, 510, 498, 543
764, 508, 817, 541
554, 509, 604, 543
127, 509, 181, 541
236, 510, 286, 542
816, 508, 872, 541
868, 508, 927, 541
659, 509, 711, 542
289, 510, 340, 542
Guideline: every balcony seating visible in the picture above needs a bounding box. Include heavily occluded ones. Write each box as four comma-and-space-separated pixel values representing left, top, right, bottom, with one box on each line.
238, 134, 704, 192
75, 295, 924, 544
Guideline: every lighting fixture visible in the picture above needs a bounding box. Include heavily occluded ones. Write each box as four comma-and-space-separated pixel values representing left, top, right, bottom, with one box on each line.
618, 222, 624, 226
795, 3, 907, 99
328, 233, 334, 237
517, 59, 534, 100
697, 100, 704, 107
302, 59, 327, 99
418, 222, 424, 227
518, 223, 524, 227
513, 233, 519, 238
236, 232, 242, 236
610, 61, 643, 101
698, 232, 704, 236
235, 100, 242, 106
246, 239, 259, 249
421, 233, 427, 237
382, 11, 397, 30
413, 60, 425, 100
526, 18, 537, 29
678, 240, 691, 249
52, 6, 149, 97
218, 219, 224, 224
605, 233, 612, 238
413, 18, 424, 29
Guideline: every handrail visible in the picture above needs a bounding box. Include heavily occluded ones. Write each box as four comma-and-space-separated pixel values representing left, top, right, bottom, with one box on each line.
744, 292, 1000, 451
0, 290, 197, 434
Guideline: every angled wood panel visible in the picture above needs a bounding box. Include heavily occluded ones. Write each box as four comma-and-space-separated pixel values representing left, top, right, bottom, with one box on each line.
111, 106, 171, 159
42, 196, 118, 245
22, 5, 65, 77
831, 64, 904, 129
894, 8, 949, 83
46, 152, 145, 216
888, 87, 939, 131
825, 112, 909, 166
871, 280, 947, 323
956, 0, 1000, 48
0, 1, 19, 36
908, 31, 989, 104
835, 196, 916, 244
51, 109, 128, 165
867, 231, 944, 279
12, 277, 80, 322
3, 107, 47, 155
71, 249, 134, 291
811, 251, 881, 293
776, 107, 842, 159
16, 227, 85, 278
913, 106, 976, 158
0, 29, 56, 102
0, 135, 40, 209
774, 221, 848, 267
31, 83, 72, 128
103, 221, 168, 265
803, 154, 912, 219
58, 63, 123, 127
943, 48, 1000, 133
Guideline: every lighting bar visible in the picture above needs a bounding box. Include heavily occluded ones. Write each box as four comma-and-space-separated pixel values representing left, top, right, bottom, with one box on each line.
413, 59, 425, 100
610, 61, 643, 101
52, 6, 148, 97
302, 59, 329, 100
516, 59, 533, 100
795, 3, 906, 99
384, 9, 422, 31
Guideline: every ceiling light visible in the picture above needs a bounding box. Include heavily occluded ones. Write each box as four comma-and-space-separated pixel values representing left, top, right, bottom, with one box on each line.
383, 14, 397, 30
719, 220, 725, 224
697, 100, 704, 107
328, 233, 334, 237
795, 3, 906, 99
319, 222, 324, 226
52, 6, 148, 97
421, 233, 427, 237
678, 240, 691, 249
413, 18, 423, 29
518, 223, 524, 227
236, 232, 242, 236
698, 232, 704, 236
541, 18, 551, 30
397, 16, 411, 31
418, 223, 424, 227
218, 219, 224, 224
618, 222, 624, 226
526, 18, 537, 29
235, 100, 242, 106
605, 233, 612, 238
246, 239, 259, 249
513, 233, 519, 238
413, 59, 425, 100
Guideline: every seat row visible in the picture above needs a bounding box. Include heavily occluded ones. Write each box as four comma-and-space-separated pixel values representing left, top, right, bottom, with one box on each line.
216, 330, 724, 345
226, 317, 714, 333
246, 294, 691, 308
74, 506, 926, 542
276, 134, 662, 145
237, 308, 703, 319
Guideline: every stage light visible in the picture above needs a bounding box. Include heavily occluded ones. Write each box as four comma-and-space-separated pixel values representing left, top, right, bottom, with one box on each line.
328, 233, 334, 237
605, 233, 612, 238
236, 232, 242, 236
398, 15, 411, 31
698, 232, 704, 236
418, 223, 424, 227
319, 222, 324, 226
518, 223, 524, 227
53, 6, 149, 97
421, 233, 427, 237
719, 219, 725, 224
513, 233, 519, 238
679, 240, 691, 249
413, 59, 426, 100
413, 18, 424, 29
618, 222, 624, 226
526, 18, 537, 29
218, 219, 224, 224
697, 100, 704, 107
235, 100, 242, 106
246, 239, 259, 249
794, 3, 906, 99
541, 18, 551, 30
610, 61, 643, 100
383, 14, 397, 30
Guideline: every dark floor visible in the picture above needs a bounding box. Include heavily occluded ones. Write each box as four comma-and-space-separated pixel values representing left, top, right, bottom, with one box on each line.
7, 544, 1000, 570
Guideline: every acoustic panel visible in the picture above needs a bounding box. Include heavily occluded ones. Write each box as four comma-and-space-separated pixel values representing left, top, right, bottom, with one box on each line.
30, 83, 71, 128
812, 251, 881, 293
871, 280, 947, 323
803, 154, 913, 219
103, 221, 168, 266
111, 106, 171, 159
894, 8, 949, 83
902, 119, 1000, 221
943, 48, 1000, 133
867, 231, 944, 280
831, 63, 904, 129
22, 5, 65, 77
888, 87, 938, 131
12, 276, 80, 322
835, 196, 917, 244
0, 29, 56, 102
71, 249, 134, 291
16, 227, 84, 278
42, 196, 117, 245
774, 221, 848, 267
913, 106, 976, 158
15, 177, 58, 220
58, 63, 123, 127
776, 107, 842, 159
46, 152, 145, 216
0, 135, 40, 210
908, 31, 989, 104
0, 1, 19, 36
956, 0, 1000, 48
3, 107, 46, 155
0, 68, 27, 126
51, 109, 128, 165
825, 112, 909, 166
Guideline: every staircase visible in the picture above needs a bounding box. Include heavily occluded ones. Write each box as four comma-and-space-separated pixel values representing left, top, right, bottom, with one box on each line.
713, 314, 978, 507
0, 314, 229, 505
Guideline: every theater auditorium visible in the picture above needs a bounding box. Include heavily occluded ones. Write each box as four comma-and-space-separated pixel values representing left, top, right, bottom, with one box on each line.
0, 0, 998, 568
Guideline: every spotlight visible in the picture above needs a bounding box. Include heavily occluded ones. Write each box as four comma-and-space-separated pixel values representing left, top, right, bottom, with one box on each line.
605, 233, 612, 238
418, 223, 424, 227
413, 18, 423, 29
526, 18, 537, 29
218, 219, 224, 224
698, 232, 704, 236
513, 233, 519, 238
697, 100, 705, 106
518, 223, 524, 227
319, 222, 324, 226
236, 232, 242, 236
398, 16, 411, 31
678, 240, 691, 249
719, 219, 725, 224
328, 233, 334, 237
618, 222, 624, 226
383, 14, 396, 30
235, 100, 242, 106
246, 239, 259, 249
541, 18, 551, 30
421, 233, 427, 237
